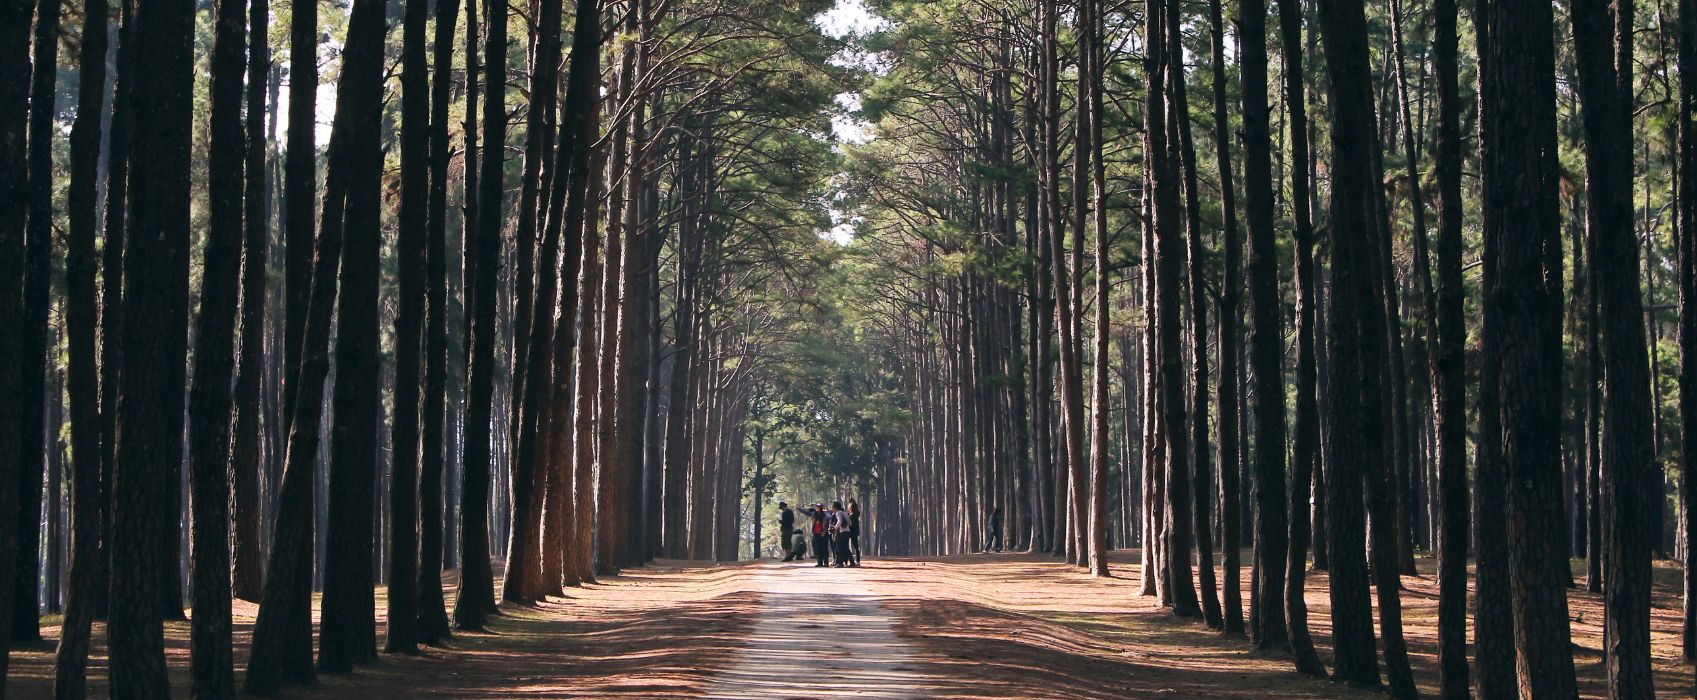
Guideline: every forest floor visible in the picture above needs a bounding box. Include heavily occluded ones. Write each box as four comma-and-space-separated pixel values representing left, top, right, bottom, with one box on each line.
6, 550, 1693, 697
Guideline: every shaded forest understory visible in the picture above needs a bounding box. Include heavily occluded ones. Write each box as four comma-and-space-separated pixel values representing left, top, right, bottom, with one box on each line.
4, 555, 1692, 698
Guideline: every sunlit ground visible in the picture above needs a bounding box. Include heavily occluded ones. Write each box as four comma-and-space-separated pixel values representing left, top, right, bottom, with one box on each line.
7, 551, 1693, 698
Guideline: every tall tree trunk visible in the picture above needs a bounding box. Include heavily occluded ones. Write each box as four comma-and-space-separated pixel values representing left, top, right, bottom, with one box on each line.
454, 0, 507, 630
1240, 0, 1288, 647
317, 0, 390, 666
1680, 0, 1697, 661
417, 0, 460, 645
1074, 0, 1107, 578
387, 0, 430, 651
283, 0, 317, 399
0, 0, 31, 679
52, 0, 111, 684
1209, 0, 1245, 638
1387, 0, 1434, 579
109, 0, 195, 683
1166, 0, 1216, 621
1431, 0, 1472, 687
1273, 0, 1324, 673
246, 0, 382, 680
98, 0, 136, 625
1572, 0, 1656, 692
14, 0, 62, 644
1148, 0, 1199, 617
1316, 0, 1385, 683
1478, 0, 1580, 689
184, 0, 247, 688
232, 0, 271, 605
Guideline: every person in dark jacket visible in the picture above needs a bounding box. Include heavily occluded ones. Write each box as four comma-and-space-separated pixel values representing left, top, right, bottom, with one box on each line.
986, 506, 1004, 552
846, 499, 863, 566
777, 502, 795, 559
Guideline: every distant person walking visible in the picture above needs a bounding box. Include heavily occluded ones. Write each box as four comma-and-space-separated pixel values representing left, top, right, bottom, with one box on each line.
846, 499, 863, 566
986, 507, 1003, 553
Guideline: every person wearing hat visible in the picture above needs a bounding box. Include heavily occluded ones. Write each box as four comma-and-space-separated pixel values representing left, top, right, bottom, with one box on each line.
777, 502, 796, 560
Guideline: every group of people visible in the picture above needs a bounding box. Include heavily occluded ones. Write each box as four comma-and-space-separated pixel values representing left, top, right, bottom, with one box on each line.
776, 500, 861, 567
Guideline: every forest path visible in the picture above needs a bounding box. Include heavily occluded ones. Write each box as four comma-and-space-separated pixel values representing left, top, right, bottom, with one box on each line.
701, 562, 936, 698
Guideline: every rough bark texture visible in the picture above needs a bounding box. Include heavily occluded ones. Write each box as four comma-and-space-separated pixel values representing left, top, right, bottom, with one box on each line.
317, 0, 389, 668
1209, 0, 1245, 639
1316, 0, 1381, 683
1274, 0, 1324, 674
52, 0, 111, 685
417, 0, 461, 646
1479, 0, 1581, 690
1431, 0, 1472, 689
232, 0, 271, 605
110, 0, 195, 686
388, 0, 429, 651
184, 0, 247, 688
1241, 0, 1288, 648
454, 0, 508, 630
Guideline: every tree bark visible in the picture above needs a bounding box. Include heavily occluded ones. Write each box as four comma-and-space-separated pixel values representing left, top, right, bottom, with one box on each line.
1431, 0, 1472, 688
51, 0, 111, 685
184, 0, 247, 687
1478, 0, 1580, 689
1571, 0, 1656, 692
1241, 0, 1288, 647
109, 0, 195, 685
454, 0, 508, 630
387, 0, 430, 651
1273, 0, 1325, 673
14, 0, 62, 644
417, 0, 460, 646
231, 0, 271, 605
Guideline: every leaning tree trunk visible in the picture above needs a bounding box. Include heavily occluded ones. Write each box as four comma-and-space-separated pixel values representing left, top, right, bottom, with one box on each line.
231, 0, 271, 606
244, 0, 378, 682
51, 0, 111, 685
317, 0, 389, 667
184, 0, 247, 688
1273, 0, 1324, 673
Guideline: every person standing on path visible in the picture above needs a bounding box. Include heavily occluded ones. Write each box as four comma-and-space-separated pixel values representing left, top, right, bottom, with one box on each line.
986, 507, 1003, 552
799, 503, 830, 566
777, 502, 794, 559
829, 501, 852, 567
847, 499, 863, 566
